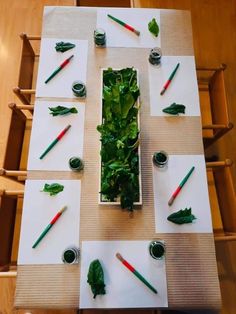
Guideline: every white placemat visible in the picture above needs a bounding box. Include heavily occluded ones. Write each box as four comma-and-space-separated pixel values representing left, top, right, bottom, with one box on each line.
153, 154, 212, 233
36, 38, 88, 98
80, 240, 168, 308
97, 8, 161, 48
149, 56, 200, 116
18, 179, 81, 265
27, 100, 85, 171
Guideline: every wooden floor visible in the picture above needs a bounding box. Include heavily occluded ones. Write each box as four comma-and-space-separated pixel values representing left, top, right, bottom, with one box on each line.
0, 0, 236, 313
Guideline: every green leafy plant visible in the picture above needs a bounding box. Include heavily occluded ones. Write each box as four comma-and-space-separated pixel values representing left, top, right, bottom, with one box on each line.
48, 106, 78, 116
167, 208, 196, 224
97, 67, 140, 211
148, 18, 159, 37
87, 259, 106, 299
162, 103, 185, 115
55, 41, 75, 52
41, 183, 64, 196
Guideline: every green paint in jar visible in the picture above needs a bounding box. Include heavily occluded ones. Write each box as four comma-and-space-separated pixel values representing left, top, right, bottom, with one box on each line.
62, 246, 80, 264
149, 241, 165, 260
69, 156, 84, 171
72, 80, 86, 98
153, 151, 168, 168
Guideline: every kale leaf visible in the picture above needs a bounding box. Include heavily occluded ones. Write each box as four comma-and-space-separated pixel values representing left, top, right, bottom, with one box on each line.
41, 183, 64, 196
148, 18, 159, 37
87, 259, 106, 299
55, 41, 75, 52
48, 106, 78, 116
162, 103, 186, 115
167, 208, 196, 224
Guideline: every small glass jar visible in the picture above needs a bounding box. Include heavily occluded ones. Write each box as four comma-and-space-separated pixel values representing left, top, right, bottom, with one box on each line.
152, 151, 168, 168
149, 47, 162, 66
72, 80, 86, 98
62, 246, 80, 264
94, 28, 106, 47
69, 156, 84, 171
149, 241, 165, 260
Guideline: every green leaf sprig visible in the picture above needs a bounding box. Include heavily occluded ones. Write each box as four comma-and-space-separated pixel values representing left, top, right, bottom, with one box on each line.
41, 183, 64, 196
167, 208, 196, 224
87, 259, 106, 299
97, 67, 140, 211
55, 41, 75, 52
148, 18, 159, 37
48, 106, 78, 116
162, 103, 186, 115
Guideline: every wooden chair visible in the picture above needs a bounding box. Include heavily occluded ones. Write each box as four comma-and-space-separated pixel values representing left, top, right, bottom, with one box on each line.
75, 0, 131, 7
0, 189, 24, 277
206, 159, 236, 241
197, 64, 233, 148
13, 33, 41, 106
1, 103, 33, 182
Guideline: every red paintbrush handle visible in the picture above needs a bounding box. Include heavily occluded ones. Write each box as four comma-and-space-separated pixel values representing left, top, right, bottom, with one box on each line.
168, 186, 181, 206
122, 259, 135, 272
172, 185, 181, 198
163, 79, 171, 90
61, 58, 71, 68
50, 212, 61, 225
125, 24, 135, 32
56, 125, 71, 140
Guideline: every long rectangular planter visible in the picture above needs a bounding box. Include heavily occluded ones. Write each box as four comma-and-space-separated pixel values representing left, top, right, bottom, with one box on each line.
98, 68, 142, 208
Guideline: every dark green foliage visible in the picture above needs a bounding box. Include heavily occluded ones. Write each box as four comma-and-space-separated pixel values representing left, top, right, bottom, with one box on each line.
148, 18, 159, 37
162, 103, 186, 115
48, 106, 78, 116
55, 41, 75, 52
167, 208, 196, 224
97, 68, 140, 211
41, 183, 64, 196
87, 259, 106, 299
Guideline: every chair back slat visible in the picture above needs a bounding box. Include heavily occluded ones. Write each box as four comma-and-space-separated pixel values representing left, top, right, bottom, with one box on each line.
209, 69, 229, 125
213, 166, 236, 233
0, 195, 17, 268
3, 109, 26, 171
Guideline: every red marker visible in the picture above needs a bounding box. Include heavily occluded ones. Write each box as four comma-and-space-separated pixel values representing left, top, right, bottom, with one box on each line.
160, 62, 180, 95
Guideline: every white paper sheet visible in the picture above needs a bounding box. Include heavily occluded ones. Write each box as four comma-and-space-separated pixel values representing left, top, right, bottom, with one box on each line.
36, 38, 88, 98
97, 8, 161, 48
18, 179, 81, 264
27, 100, 85, 171
80, 241, 168, 308
153, 155, 212, 233
149, 56, 200, 116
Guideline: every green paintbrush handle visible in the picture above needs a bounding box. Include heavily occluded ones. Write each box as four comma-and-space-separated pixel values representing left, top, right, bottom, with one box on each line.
133, 270, 158, 294
179, 166, 195, 188
39, 138, 59, 160
32, 224, 52, 248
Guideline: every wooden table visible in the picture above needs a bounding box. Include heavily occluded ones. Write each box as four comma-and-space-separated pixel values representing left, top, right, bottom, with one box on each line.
15, 6, 221, 310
